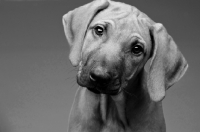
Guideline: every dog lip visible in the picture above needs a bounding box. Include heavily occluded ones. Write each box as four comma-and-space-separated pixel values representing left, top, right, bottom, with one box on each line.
102, 88, 121, 95
87, 87, 101, 94
94, 86, 121, 95
77, 79, 101, 94
85, 85, 121, 95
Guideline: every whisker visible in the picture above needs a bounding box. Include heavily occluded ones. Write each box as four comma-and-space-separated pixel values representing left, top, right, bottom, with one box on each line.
71, 80, 78, 88
68, 67, 78, 73
66, 67, 78, 80
66, 75, 76, 80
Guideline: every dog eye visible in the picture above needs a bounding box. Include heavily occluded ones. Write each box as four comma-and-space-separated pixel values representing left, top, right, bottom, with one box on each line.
131, 43, 144, 56
93, 25, 105, 36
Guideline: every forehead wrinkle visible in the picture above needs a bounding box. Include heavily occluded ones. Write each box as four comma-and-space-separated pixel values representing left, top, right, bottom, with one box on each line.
111, 14, 142, 43
136, 18, 151, 44
91, 19, 115, 29
92, 1, 132, 24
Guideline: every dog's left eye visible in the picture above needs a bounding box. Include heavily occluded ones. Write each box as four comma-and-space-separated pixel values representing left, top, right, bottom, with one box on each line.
93, 25, 105, 36
131, 43, 144, 56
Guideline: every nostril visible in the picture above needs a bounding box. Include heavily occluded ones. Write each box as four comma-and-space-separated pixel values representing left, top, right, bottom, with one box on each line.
90, 73, 97, 82
89, 71, 111, 85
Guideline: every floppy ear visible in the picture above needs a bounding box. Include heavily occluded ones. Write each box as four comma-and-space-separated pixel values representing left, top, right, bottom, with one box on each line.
147, 23, 188, 102
62, 0, 109, 66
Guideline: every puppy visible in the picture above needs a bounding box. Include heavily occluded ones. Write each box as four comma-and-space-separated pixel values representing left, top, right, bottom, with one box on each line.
63, 0, 188, 132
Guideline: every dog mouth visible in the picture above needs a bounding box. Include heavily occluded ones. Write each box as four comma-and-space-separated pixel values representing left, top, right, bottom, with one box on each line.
77, 76, 122, 95
87, 86, 122, 95
77, 61, 123, 95
87, 78, 122, 95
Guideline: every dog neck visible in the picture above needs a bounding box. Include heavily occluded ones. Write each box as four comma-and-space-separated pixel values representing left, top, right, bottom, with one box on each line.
72, 70, 165, 131
99, 70, 165, 130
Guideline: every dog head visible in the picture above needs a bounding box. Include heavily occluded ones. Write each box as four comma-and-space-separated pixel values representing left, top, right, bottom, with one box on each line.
63, 0, 188, 102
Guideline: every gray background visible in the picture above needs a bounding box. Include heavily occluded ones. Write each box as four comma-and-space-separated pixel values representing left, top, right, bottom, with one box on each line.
0, 0, 199, 132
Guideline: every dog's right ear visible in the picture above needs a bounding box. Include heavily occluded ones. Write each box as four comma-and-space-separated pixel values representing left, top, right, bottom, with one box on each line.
62, 0, 109, 66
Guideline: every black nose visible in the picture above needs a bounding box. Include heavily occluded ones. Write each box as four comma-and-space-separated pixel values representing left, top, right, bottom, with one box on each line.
90, 67, 111, 86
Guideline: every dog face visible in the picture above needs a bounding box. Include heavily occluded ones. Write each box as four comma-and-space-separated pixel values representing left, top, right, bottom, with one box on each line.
63, 0, 188, 101
78, 11, 152, 95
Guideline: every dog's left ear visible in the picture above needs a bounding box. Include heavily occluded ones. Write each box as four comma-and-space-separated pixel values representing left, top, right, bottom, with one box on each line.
147, 23, 188, 102
62, 0, 109, 66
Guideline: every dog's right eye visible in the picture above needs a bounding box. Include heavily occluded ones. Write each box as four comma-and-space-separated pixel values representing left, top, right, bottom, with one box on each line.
93, 25, 105, 36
